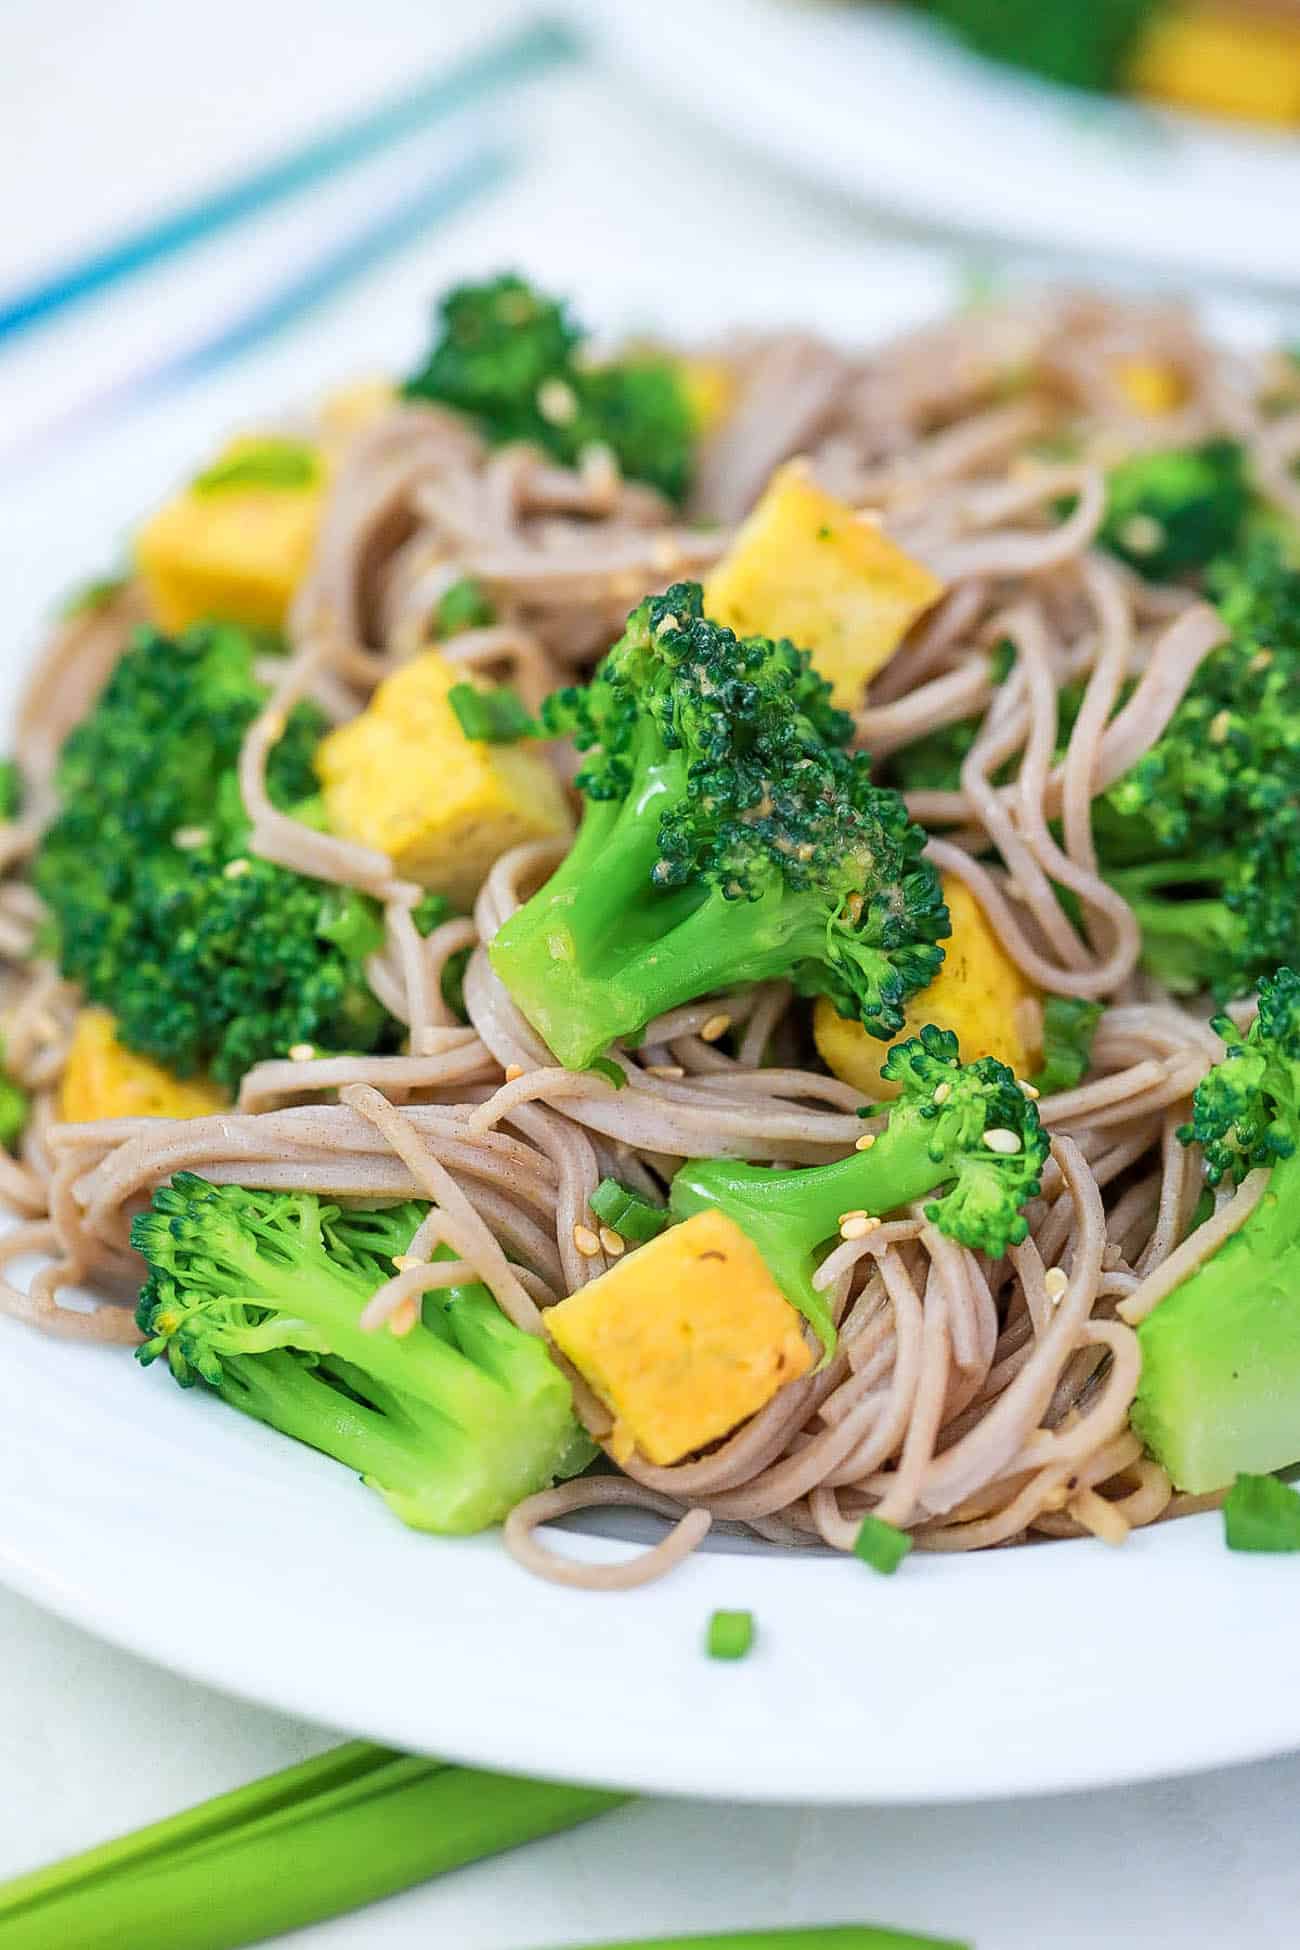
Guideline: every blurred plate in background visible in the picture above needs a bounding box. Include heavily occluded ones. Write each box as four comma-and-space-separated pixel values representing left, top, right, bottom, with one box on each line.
594, 0, 1300, 290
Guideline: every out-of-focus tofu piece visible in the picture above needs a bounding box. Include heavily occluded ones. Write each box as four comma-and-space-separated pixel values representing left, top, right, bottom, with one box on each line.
60, 1009, 227, 1121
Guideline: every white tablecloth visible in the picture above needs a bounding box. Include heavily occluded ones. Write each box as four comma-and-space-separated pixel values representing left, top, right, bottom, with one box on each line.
2, 5, 1299, 1944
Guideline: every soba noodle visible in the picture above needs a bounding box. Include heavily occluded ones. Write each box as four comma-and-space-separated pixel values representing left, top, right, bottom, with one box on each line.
5, 291, 1294, 1584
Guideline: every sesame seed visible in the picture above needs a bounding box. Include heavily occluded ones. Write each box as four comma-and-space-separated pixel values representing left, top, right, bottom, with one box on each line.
1044, 1266, 1069, 1303
389, 1296, 420, 1337
654, 612, 680, 637
288, 1043, 316, 1062
839, 1215, 872, 1241
598, 1226, 626, 1257
573, 1224, 602, 1258
855, 1133, 877, 1151
536, 377, 578, 425
223, 858, 251, 879
1118, 513, 1165, 557
1209, 709, 1232, 745
504, 1064, 525, 1082
172, 825, 209, 850
391, 1254, 421, 1272
932, 1081, 952, 1105
846, 892, 864, 925
1018, 1079, 1040, 1100
837, 1209, 869, 1226
700, 1013, 732, 1043
645, 1063, 686, 1080
1250, 649, 1273, 673
983, 1127, 1022, 1155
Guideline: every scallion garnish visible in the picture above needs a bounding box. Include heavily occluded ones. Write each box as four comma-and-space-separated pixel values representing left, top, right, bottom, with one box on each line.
191, 438, 321, 495
707, 1609, 755, 1661
448, 682, 535, 744
435, 576, 496, 636
587, 1057, 627, 1090
852, 1514, 913, 1576
590, 1177, 669, 1244
1224, 1472, 1300, 1552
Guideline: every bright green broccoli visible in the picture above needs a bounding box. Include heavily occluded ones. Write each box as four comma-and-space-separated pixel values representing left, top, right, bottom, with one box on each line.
1033, 997, 1103, 1096
1097, 440, 1250, 582
671, 1025, 1048, 1350
1132, 968, 1300, 1493
489, 583, 949, 1071
0, 1043, 28, 1152
0, 760, 22, 824
134, 1174, 595, 1534
916, 0, 1159, 92
33, 623, 399, 1087
402, 274, 696, 503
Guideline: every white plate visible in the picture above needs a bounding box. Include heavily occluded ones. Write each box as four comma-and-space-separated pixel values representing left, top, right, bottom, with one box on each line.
1, 249, 1298, 1807
595, 0, 1300, 292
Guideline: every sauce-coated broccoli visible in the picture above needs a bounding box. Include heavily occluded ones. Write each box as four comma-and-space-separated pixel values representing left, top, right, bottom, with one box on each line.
490, 584, 950, 1071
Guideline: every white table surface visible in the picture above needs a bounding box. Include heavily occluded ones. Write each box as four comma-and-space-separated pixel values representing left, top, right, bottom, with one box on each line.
3, 5, 1300, 1945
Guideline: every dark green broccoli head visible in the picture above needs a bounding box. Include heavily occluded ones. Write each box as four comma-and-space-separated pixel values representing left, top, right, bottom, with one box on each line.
1099, 440, 1250, 583
403, 274, 695, 503
880, 1025, 1049, 1252
498, 585, 948, 1065
1180, 968, 1300, 1186
34, 624, 398, 1088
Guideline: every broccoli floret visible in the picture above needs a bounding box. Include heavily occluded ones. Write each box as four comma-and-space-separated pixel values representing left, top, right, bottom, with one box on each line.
33, 624, 398, 1086
671, 1025, 1048, 1350
134, 1174, 595, 1534
0, 1043, 28, 1152
1098, 440, 1250, 583
918, 0, 1161, 92
1033, 996, 1103, 1096
402, 274, 695, 504
1132, 969, 1300, 1491
489, 584, 949, 1071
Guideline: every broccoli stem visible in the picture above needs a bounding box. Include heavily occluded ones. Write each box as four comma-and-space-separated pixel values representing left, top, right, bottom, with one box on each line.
671, 1107, 994, 1348
1133, 1152, 1300, 1494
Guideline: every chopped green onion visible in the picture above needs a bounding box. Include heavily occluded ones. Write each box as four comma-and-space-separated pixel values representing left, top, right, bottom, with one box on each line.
707, 1609, 755, 1661
0, 759, 22, 823
587, 1056, 627, 1089
0, 1741, 625, 1950
448, 682, 535, 744
853, 1514, 913, 1576
192, 438, 320, 495
435, 576, 496, 637
412, 892, 453, 936
1224, 1473, 1300, 1552
1032, 997, 1103, 1098
590, 1177, 669, 1244
316, 888, 386, 962
59, 573, 128, 620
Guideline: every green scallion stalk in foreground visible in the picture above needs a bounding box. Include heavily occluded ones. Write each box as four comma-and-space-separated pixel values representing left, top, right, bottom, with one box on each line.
0, 1743, 626, 1950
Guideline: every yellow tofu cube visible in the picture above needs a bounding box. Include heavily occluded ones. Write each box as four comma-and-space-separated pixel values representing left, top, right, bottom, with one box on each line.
674, 356, 737, 435
60, 1009, 227, 1122
134, 435, 327, 634
814, 876, 1042, 1100
546, 1208, 813, 1467
1113, 360, 1188, 418
1127, 6, 1300, 128
703, 461, 944, 707
317, 649, 572, 906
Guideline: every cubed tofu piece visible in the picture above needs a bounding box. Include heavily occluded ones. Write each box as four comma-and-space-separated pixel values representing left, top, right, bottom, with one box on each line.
1127, 6, 1300, 128
317, 649, 572, 906
1113, 359, 1188, 417
703, 460, 944, 707
546, 1208, 813, 1467
674, 355, 737, 435
814, 876, 1043, 1100
60, 1009, 227, 1122
135, 435, 326, 634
